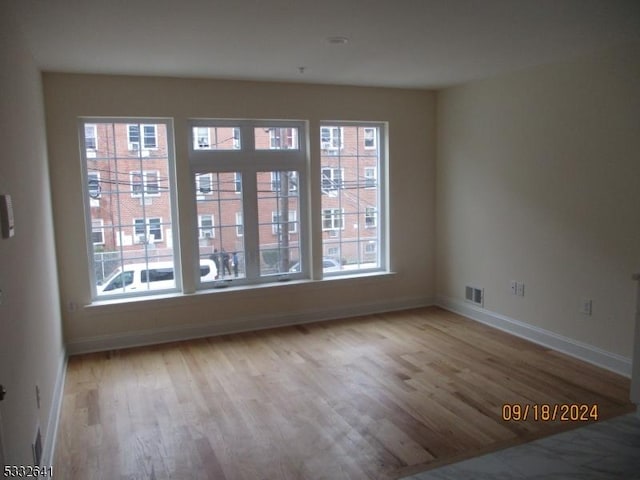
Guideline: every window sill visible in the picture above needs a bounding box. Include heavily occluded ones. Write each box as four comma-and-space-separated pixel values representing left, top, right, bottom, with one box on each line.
84, 270, 396, 313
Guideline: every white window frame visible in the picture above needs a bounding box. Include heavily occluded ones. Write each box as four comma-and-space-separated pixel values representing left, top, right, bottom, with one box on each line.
364, 166, 377, 188
91, 219, 105, 245
320, 121, 387, 276
198, 214, 214, 238
194, 127, 211, 150
268, 127, 299, 150
364, 127, 376, 149
364, 242, 377, 254
236, 211, 244, 237
80, 117, 179, 300
365, 207, 377, 228
196, 173, 213, 195
321, 167, 344, 195
85, 124, 97, 151
322, 208, 344, 231
133, 217, 163, 244
87, 171, 101, 207
130, 170, 161, 198
321, 126, 343, 151
128, 124, 158, 150
189, 119, 308, 286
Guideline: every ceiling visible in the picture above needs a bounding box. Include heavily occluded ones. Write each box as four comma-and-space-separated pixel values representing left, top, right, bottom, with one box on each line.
10, 0, 640, 89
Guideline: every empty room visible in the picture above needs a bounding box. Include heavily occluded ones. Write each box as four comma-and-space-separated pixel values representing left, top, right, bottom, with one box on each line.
1, 1, 639, 479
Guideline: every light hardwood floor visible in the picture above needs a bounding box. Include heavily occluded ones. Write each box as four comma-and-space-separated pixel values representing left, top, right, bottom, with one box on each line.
53, 307, 634, 479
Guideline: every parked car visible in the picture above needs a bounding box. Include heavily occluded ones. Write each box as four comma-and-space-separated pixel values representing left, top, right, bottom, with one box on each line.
288, 257, 341, 273
97, 259, 217, 295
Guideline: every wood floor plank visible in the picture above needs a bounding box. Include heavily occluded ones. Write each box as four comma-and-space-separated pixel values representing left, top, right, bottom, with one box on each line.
53, 307, 634, 479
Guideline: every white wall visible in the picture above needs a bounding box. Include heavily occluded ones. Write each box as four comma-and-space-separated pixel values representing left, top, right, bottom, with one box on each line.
0, 4, 65, 466
436, 43, 640, 364
42, 73, 436, 351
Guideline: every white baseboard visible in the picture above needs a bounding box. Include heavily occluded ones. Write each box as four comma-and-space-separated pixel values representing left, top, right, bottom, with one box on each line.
66, 296, 435, 355
437, 295, 632, 378
40, 350, 67, 473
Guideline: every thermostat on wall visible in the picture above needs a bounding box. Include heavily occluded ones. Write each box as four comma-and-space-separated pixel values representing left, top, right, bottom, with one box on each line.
1, 194, 15, 238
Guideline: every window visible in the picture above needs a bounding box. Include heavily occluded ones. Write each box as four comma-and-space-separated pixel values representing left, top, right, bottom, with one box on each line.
134, 217, 163, 243
80, 118, 384, 300
364, 167, 377, 188
130, 171, 160, 197
81, 119, 177, 297
320, 123, 385, 273
321, 168, 343, 195
198, 215, 214, 238
321, 126, 343, 150
92, 219, 105, 245
128, 124, 158, 150
365, 207, 377, 228
194, 127, 210, 149
85, 124, 97, 150
190, 126, 240, 150
255, 127, 299, 150
190, 120, 306, 284
364, 127, 376, 149
196, 173, 213, 195
236, 212, 244, 237
322, 208, 344, 230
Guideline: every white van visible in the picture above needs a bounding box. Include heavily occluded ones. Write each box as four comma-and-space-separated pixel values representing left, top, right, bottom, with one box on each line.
97, 259, 217, 295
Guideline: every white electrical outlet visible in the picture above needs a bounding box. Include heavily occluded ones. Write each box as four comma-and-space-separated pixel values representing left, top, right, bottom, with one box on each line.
510, 281, 517, 295
516, 282, 525, 297
580, 298, 592, 316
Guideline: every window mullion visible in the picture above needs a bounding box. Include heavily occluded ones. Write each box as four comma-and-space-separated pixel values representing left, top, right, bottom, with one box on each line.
241, 169, 260, 281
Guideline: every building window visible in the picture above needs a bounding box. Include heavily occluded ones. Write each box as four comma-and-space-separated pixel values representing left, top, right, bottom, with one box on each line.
322, 208, 344, 230
321, 126, 343, 151
194, 127, 210, 149
234, 172, 242, 193
81, 119, 177, 297
128, 124, 158, 150
321, 168, 343, 195
364, 167, 377, 188
130, 171, 160, 197
236, 212, 244, 237
365, 207, 377, 228
134, 217, 163, 243
91, 219, 105, 245
198, 215, 214, 238
84, 124, 97, 150
196, 173, 213, 195
320, 123, 385, 274
364, 127, 376, 149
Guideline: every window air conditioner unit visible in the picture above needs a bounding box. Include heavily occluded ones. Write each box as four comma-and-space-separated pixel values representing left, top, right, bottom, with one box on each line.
130, 142, 140, 151
321, 142, 333, 150
135, 234, 147, 244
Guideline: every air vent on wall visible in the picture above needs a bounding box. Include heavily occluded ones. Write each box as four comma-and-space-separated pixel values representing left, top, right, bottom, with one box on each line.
465, 286, 484, 307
